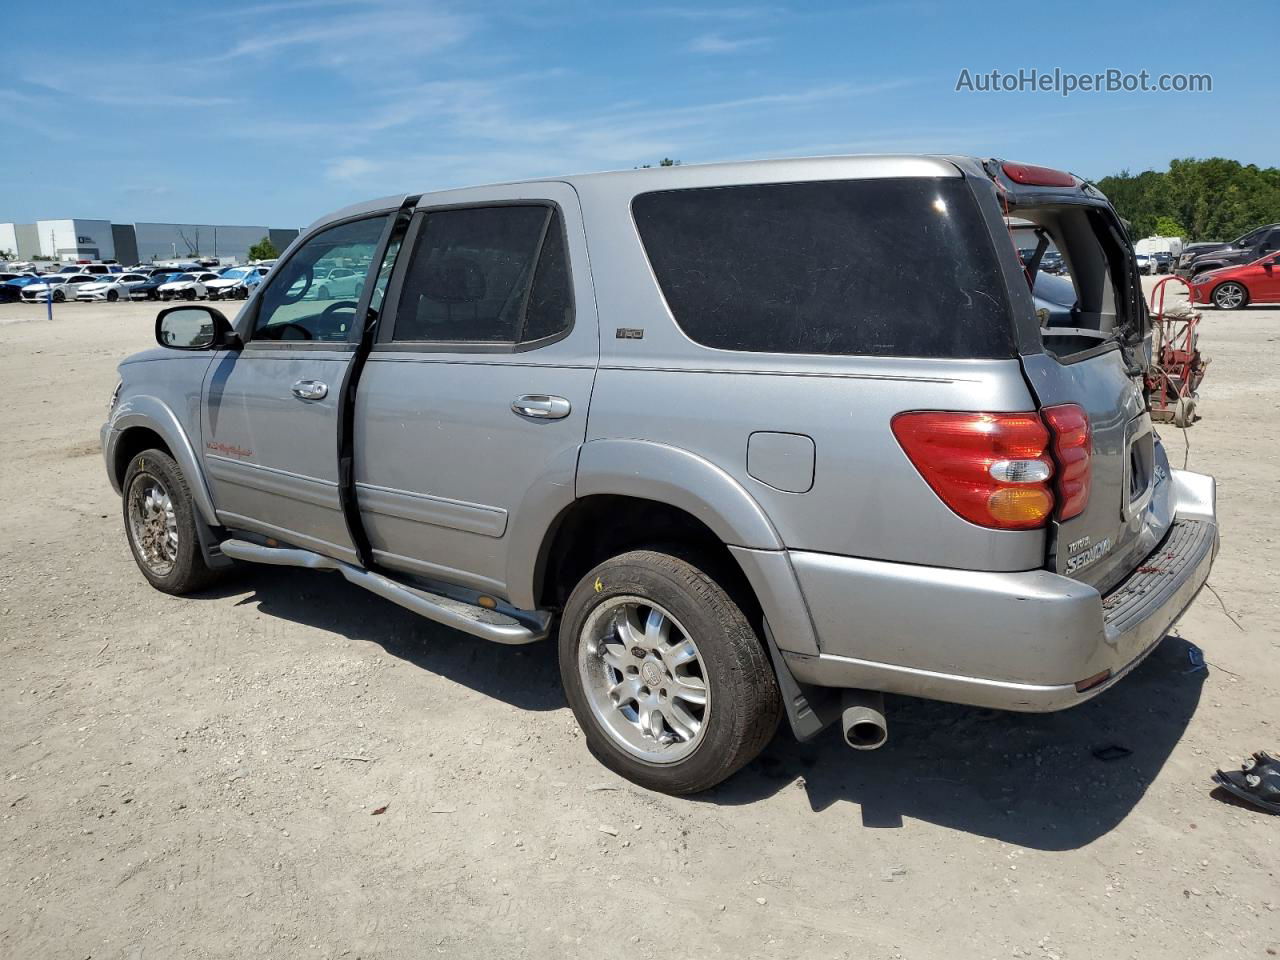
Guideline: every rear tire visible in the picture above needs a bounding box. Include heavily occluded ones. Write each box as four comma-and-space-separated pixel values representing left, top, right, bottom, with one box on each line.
1212, 282, 1248, 310
558, 549, 781, 795
122, 449, 221, 595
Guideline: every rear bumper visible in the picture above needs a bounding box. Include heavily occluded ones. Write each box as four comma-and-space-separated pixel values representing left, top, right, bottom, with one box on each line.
782, 470, 1217, 712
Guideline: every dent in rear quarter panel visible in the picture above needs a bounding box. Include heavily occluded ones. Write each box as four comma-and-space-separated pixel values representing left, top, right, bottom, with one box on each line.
573, 170, 1048, 573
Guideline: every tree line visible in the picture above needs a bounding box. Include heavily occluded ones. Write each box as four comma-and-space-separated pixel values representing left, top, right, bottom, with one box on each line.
1096, 157, 1280, 242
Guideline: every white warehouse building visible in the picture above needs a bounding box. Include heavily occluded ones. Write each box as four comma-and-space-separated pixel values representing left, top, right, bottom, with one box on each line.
36, 219, 116, 262
1, 218, 299, 265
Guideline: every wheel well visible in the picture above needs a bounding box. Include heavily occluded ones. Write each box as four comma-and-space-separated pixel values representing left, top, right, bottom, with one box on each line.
536, 495, 760, 620
1211, 280, 1248, 302
113, 427, 171, 486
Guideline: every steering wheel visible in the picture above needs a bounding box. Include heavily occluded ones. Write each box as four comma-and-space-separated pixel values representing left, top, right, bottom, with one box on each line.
315, 299, 359, 339
279, 264, 314, 305
272, 322, 314, 341
321, 299, 358, 319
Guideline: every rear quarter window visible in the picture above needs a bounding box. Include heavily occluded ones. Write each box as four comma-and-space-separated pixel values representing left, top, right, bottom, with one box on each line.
632, 178, 1014, 359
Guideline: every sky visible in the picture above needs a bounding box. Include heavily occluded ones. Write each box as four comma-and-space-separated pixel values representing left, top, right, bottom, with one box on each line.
2, 0, 1274, 228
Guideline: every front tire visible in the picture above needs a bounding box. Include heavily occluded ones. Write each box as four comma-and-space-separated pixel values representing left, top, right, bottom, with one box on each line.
52, 290, 65, 303
1212, 282, 1248, 310
558, 550, 781, 794
107, 289, 119, 302
183, 288, 197, 301
122, 449, 221, 595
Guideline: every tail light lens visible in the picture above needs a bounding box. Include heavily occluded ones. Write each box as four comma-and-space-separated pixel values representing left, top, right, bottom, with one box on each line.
1041, 404, 1091, 520
1001, 162, 1075, 187
891, 412, 1054, 530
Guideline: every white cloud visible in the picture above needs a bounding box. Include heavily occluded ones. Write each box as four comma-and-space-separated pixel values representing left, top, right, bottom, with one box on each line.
326, 157, 379, 182
687, 33, 770, 54
210, 2, 472, 64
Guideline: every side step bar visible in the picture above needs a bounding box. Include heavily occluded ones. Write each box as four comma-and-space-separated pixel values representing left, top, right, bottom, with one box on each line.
218, 539, 551, 645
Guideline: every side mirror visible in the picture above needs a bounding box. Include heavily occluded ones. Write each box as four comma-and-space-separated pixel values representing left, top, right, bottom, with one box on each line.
155, 304, 241, 351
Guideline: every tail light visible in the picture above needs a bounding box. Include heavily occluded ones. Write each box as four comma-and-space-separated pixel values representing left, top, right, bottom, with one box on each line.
1041, 404, 1091, 520
1001, 162, 1075, 187
891, 412, 1054, 530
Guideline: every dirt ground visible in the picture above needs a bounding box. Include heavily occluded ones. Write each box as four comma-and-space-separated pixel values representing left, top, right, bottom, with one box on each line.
1, 283, 1277, 960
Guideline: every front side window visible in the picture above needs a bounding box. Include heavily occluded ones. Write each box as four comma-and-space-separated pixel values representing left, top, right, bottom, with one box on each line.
392, 205, 573, 345
251, 215, 387, 343
633, 178, 1014, 358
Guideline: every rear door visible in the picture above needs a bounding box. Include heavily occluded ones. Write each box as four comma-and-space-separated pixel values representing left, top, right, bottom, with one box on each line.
1008, 196, 1170, 593
200, 213, 391, 563
352, 182, 597, 597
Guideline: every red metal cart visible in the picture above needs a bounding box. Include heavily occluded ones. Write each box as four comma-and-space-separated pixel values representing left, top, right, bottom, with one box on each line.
1146, 275, 1209, 427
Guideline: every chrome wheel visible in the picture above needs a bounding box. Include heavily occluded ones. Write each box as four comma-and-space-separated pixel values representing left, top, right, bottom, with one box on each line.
578, 596, 711, 764
126, 472, 178, 577
1213, 283, 1246, 309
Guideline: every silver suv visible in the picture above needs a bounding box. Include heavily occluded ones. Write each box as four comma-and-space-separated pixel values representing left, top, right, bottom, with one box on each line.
103, 156, 1218, 794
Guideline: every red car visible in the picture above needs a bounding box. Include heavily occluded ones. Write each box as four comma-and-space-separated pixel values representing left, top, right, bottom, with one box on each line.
1189, 251, 1280, 309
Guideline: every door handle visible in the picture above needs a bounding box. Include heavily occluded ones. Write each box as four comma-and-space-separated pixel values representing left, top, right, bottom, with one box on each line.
511, 395, 571, 420
291, 379, 328, 401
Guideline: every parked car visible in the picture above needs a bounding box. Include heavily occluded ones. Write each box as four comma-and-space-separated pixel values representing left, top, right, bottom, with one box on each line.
132, 273, 183, 301
57, 263, 122, 275
307, 264, 364, 300
103, 156, 1218, 794
1178, 224, 1280, 275
158, 271, 220, 301
76, 273, 151, 302
1189, 251, 1280, 310
0, 274, 49, 303
1150, 251, 1173, 274
1039, 249, 1065, 274
20, 274, 99, 302
205, 266, 269, 301
1134, 252, 1155, 275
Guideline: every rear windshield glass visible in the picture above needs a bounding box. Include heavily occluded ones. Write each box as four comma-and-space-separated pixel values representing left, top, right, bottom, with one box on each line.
632, 178, 1014, 358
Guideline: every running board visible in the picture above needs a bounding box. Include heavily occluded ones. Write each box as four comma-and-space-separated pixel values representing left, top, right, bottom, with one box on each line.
218, 539, 551, 645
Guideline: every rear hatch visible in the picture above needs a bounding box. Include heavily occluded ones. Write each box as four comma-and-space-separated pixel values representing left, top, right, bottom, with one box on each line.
980, 160, 1174, 593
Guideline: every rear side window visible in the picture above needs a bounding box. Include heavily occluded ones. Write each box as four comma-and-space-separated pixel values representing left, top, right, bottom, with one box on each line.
392, 205, 573, 345
632, 178, 1014, 358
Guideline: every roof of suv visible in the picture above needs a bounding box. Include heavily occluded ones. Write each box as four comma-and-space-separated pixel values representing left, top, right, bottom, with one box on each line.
304, 154, 970, 235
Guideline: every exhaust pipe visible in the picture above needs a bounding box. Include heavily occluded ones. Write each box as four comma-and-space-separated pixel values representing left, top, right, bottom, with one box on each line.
841, 690, 887, 750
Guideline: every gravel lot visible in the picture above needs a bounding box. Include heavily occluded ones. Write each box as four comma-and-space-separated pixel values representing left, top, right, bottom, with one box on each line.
1, 285, 1277, 959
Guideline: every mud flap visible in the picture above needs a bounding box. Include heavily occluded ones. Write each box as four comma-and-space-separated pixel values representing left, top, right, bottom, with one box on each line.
195, 521, 234, 569
762, 620, 842, 742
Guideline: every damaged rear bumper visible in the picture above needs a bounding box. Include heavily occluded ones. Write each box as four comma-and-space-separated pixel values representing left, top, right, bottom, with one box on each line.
781, 470, 1218, 712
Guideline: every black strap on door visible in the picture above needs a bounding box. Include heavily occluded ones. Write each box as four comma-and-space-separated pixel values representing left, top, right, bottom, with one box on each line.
335, 196, 418, 569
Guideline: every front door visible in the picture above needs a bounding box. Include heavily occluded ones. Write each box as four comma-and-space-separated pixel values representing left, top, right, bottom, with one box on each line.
200, 214, 391, 563
353, 183, 597, 597
1251, 254, 1280, 302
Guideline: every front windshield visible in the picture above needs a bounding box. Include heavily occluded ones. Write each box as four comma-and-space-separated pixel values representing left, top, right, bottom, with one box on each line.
222, 268, 249, 279
172, 273, 195, 282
